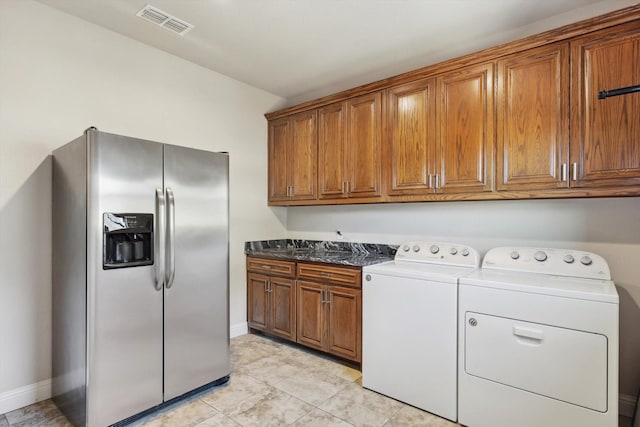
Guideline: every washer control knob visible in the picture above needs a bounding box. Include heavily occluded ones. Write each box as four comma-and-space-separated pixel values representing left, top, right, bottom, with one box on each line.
430, 245, 439, 254
469, 318, 478, 327
510, 251, 520, 260
580, 256, 593, 266
534, 251, 548, 262
403, 245, 410, 252
365, 274, 372, 281
450, 247, 458, 255
461, 248, 469, 256
413, 245, 420, 253
563, 254, 575, 264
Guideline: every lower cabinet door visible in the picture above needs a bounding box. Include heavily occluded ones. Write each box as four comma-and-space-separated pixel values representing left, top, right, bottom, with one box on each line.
270, 276, 296, 340
296, 280, 326, 351
327, 286, 362, 362
247, 273, 269, 331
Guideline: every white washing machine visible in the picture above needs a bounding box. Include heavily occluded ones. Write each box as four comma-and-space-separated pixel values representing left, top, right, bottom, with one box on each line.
458, 247, 619, 427
362, 241, 480, 422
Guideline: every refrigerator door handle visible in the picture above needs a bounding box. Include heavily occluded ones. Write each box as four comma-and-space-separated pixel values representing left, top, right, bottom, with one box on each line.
154, 188, 165, 291
165, 187, 176, 289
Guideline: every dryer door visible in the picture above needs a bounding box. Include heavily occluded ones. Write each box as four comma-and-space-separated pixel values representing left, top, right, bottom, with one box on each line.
464, 312, 607, 412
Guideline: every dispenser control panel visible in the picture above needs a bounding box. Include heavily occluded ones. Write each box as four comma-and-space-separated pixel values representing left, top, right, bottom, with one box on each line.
103, 213, 154, 269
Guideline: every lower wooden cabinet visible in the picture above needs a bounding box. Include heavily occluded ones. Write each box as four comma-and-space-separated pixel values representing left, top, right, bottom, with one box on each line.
296, 280, 325, 349
296, 281, 362, 362
247, 258, 296, 341
296, 263, 362, 363
247, 257, 363, 362
326, 285, 361, 361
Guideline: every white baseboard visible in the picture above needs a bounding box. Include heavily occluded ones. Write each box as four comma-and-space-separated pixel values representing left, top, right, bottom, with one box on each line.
0, 379, 51, 415
621, 393, 638, 418
230, 322, 248, 338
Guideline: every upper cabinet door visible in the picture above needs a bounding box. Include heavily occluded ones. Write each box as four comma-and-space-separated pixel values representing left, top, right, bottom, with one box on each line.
347, 92, 382, 198
318, 102, 348, 199
571, 22, 640, 188
289, 110, 318, 200
496, 43, 570, 191
436, 62, 494, 193
386, 78, 436, 196
268, 118, 291, 202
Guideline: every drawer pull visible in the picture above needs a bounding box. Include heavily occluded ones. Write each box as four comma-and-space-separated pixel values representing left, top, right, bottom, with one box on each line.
513, 326, 544, 342
319, 272, 332, 277
262, 265, 272, 269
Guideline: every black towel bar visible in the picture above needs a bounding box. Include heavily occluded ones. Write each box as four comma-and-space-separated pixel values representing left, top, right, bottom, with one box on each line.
598, 84, 640, 99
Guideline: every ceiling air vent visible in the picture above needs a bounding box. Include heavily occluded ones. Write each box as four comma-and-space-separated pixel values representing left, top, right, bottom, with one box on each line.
136, 4, 194, 36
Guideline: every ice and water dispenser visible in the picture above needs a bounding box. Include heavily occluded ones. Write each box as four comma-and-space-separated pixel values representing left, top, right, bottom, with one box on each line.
103, 213, 153, 269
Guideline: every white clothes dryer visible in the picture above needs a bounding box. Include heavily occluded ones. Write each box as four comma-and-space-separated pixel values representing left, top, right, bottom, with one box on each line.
362, 241, 480, 422
458, 247, 619, 427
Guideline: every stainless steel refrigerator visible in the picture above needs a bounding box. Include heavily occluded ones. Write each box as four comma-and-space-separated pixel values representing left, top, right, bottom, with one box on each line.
52, 128, 230, 426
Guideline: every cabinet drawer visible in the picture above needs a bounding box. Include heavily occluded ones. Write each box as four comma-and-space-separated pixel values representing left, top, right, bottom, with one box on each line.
247, 257, 295, 277
297, 263, 361, 288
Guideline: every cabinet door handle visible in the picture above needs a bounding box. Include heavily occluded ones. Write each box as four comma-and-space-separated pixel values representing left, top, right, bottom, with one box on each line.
325, 289, 330, 305
561, 163, 567, 182
346, 181, 350, 194
264, 280, 269, 292
572, 163, 578, 181
434, 174, 439, 189
428, 174, 433, 188
268, 281, 273, 292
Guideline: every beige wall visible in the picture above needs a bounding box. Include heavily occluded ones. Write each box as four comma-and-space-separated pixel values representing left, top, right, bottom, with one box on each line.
1, 0, 639, 417
287, 198, 640, 399
0, 0, 286, 399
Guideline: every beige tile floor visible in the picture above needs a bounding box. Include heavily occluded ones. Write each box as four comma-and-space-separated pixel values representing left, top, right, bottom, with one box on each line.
0, 333, 634, 426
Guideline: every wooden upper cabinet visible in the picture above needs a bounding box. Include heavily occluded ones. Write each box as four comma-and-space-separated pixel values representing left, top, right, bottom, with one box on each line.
289, 111, 318, 199
267, 8, 640, 203
268, 111, 317, 203
268, 118, 291, 201
436, 62, 494, 193
318, 93, 382, 200
318, 102, 348, 199
571, 22, 640, 188
386, 78, 436, 195
496, 42, 570, 191
347, 92, 382, 198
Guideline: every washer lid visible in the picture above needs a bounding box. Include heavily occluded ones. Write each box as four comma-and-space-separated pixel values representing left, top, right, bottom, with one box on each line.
363, 260, 477, 283
460, 269, 618, 303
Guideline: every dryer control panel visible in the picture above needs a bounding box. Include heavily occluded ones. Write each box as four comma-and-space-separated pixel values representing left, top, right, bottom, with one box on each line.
482, 247, 610, 280
395, 241, 480, 267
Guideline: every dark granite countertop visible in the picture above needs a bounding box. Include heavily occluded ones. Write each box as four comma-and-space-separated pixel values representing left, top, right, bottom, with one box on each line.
244, 239, 397, 267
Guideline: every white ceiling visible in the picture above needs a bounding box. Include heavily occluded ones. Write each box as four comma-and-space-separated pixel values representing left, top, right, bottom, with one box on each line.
35, 0, 635, 105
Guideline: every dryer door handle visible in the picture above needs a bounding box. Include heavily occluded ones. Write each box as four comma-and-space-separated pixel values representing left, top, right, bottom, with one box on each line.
513, 326, 544, 342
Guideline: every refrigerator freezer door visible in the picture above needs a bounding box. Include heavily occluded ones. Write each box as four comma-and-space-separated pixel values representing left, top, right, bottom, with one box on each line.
86, 131, 164, 426
163, 144, 230, 400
